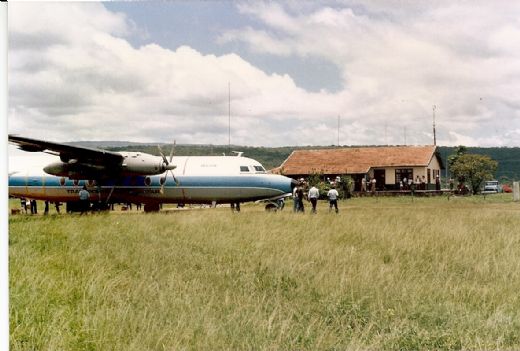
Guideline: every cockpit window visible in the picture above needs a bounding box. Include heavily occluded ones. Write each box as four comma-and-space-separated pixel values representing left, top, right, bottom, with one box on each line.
254, 166, 266, 172
240, 166, 250, 172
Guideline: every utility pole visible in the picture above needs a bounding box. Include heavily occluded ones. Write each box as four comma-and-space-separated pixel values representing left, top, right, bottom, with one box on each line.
228, 82, 231, 153
384, 121, 388, 146
433, 104, 437, 146
337, 115, 340, 146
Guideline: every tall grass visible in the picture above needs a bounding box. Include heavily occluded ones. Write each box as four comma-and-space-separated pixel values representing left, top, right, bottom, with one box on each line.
9, 195, 520, 350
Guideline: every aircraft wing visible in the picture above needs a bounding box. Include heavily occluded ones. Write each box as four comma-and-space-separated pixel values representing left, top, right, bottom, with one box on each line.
8, 134, 124, 165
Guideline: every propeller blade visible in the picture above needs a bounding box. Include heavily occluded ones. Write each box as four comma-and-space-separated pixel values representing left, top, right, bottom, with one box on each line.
169, 140, 175, 164
157, 144, 168, 165
159, 139, 179, 193
160, 175, 166, 194
169, 170, 179, 186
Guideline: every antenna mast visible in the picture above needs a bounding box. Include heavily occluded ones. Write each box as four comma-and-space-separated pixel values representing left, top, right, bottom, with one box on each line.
337, 115, 340, 146
432, 104, 437, 146
228, 82, 231, 153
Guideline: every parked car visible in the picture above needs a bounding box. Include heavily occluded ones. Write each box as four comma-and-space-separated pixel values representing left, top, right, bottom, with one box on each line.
502, 184, 513, 193
482, 180, 502, 194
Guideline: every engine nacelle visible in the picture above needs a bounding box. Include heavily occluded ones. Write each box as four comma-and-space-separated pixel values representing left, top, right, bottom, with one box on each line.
120, 152, 175, 176
43, 152, 175, 178
43, 161, 107, 179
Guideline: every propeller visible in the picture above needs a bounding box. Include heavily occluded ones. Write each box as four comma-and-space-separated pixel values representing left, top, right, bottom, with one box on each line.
158, 141, 178, 194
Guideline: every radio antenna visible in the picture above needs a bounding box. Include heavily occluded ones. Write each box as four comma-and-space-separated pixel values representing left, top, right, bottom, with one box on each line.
432, 104, 437, 146
228, 81, 231, 153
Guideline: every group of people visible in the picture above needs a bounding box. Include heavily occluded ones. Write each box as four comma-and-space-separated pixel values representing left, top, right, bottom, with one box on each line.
360, 177, 377, 194
292, 179, 340, 214
398, 175, 442, 191
20, 197, 61, 215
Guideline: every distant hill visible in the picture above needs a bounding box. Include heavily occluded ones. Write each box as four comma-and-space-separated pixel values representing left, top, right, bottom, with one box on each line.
437, 146, 520, 182
89, 142, 519, 182
69, 141, 149, 148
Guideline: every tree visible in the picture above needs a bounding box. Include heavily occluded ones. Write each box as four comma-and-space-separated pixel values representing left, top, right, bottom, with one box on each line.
447, 145, 468, 171
450, 153, 498, 194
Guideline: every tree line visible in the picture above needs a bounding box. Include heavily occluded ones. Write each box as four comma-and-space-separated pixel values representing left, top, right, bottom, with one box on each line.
105, 144, 519, 184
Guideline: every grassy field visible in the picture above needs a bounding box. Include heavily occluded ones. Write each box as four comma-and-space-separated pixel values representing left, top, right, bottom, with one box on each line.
9, 195, 520, 350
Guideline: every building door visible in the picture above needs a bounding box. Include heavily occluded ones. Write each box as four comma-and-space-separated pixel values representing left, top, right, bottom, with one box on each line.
374, 169, 385, 190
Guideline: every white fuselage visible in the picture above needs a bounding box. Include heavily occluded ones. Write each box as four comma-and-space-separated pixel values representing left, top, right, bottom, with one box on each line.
8, 154, 294, 205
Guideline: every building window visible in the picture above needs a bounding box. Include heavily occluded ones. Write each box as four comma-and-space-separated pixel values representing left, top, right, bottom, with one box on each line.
395, 168, 413, 184
427, 169, 431, 184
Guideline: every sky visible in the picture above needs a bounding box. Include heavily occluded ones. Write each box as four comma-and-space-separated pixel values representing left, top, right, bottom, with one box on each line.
7, 1, 520, 147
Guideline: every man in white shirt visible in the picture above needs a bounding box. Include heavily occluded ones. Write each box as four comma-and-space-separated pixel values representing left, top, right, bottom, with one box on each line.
327, 186, 339, 213
79, 185, 90, 215
308, 185, 320, 213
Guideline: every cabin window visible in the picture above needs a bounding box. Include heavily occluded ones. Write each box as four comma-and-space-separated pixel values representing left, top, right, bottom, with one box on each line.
254, 166, 266, 172
395, 169, 413, 184
240, 166, 250, 172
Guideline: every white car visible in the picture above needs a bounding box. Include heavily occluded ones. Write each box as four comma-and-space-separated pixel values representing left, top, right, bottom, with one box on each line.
482, 180, 501, 194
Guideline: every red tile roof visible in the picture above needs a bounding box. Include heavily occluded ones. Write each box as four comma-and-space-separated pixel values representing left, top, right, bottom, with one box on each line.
273, 145, 438, 175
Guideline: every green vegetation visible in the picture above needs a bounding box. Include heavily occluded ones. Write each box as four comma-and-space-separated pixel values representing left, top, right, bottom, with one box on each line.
9, 195, 520, 350
448, 146, 498, 194
440, 146, 520, 183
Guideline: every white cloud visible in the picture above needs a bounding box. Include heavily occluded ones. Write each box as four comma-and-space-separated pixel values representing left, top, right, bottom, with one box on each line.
222, 1, 520, 146
8, 2, 520, 147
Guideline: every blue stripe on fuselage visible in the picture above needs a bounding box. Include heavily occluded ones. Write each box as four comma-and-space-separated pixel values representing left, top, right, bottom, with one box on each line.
8, 175, 293, 193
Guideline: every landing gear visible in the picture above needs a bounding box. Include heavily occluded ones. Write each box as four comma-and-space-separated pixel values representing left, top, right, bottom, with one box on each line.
265, 203, 278, 212
144, 203, 161, 212
264, 198, 286, 212
231, 202, 241, 212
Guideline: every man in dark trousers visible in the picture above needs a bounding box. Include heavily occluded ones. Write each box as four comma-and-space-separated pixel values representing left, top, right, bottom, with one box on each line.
79, 185, 90, 215
30, 199, 37, 214
308, 184, 320, 214
297, 183, 305, 213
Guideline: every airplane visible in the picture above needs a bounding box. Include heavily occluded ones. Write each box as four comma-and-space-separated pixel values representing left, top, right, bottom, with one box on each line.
8, 135, 295, 212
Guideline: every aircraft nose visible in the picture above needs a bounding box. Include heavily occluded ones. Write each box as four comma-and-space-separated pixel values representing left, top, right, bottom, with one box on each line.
277, 175, 297, 193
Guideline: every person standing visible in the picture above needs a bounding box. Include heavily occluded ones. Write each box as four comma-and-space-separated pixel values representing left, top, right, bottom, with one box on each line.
370, 177, 376, 195
20, 198, 27, 214
79, 185, 90, 215
292, 184, 299, 212
54, 202, 61, 214
361, 177, 367, 195
297, 184, 305, 213
327, 186, 339, 213
44, 200, 49, 215
30, 199, 37, 214
308, 185, 320, 214
435, 175, 441, 191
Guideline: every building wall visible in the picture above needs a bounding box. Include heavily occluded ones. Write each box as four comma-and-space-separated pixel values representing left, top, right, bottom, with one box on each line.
367, 159, 442, 190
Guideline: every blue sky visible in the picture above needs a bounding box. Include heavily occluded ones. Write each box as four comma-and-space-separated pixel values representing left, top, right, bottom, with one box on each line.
104, 1, 343, 93
7, 1, 520, 147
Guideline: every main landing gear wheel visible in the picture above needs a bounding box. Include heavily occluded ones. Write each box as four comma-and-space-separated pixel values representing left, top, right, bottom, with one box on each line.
265, 203, 278, 212
144, 203, 161, 212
